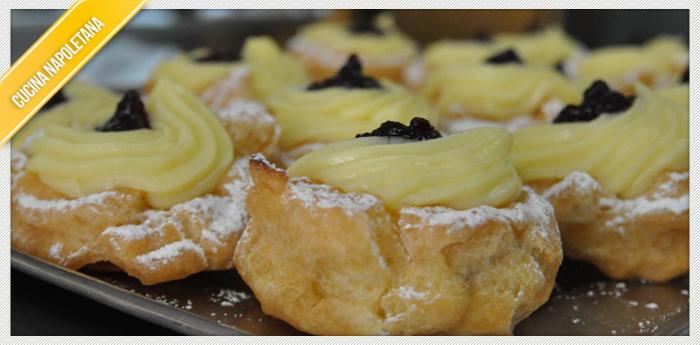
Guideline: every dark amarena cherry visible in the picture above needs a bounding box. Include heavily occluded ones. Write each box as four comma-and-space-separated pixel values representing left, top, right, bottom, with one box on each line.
307, 54, 382, 90
97, 90, 152, 132
553, 80, 635, 124
356, 117, 442, 141
485, 49, 523, 65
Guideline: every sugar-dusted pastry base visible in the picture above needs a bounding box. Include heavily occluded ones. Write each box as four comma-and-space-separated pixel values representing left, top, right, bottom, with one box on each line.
529, 171, 688, 282
200, 67, 280, 156
11, 152, 254, 285
234, 156, 562, 335
287, 36, 412, 82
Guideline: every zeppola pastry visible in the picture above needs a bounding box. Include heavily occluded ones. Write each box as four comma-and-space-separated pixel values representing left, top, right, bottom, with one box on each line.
12, 79, 255, 285
512, 80, 688, 282
288, 13, 418, 82
235, 119, 562, 335
148, 36, 312, 155
265, 54, 434, 165
405, 26, 582, 89
421, 49, 581, 133
571, 37, 688, 94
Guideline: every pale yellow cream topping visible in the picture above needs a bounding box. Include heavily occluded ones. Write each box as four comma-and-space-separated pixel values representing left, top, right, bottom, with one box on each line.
14, 82, 119, 149
287, 127, 522, 210
294, 14, 417, 62
492, 27, 581, 66
575, 37, 688, 88
149, 50, 238, 95
658, 84, 689, 109
21, 79, 233, 209
423, 27, 579, 71
512, 84, 688, 198
267, 80, 435, 149
423, 41, 495, 71
423, 64, 581, 120
241, 36, 310, 101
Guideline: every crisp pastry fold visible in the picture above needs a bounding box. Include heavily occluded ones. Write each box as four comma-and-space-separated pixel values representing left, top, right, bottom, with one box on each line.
512, 83, 688, 281
529, 171, 688, 282
235, 156, 561, 335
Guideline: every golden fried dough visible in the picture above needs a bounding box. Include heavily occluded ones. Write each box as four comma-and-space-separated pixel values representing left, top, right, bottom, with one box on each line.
529, 171, 688, 282
235, 157, 562, 335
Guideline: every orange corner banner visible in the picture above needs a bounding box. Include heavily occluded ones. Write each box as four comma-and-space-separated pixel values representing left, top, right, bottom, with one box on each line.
0, 0, 148, 147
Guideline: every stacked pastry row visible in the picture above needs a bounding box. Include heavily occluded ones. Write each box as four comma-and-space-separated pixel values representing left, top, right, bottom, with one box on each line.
11, 14, 688, 335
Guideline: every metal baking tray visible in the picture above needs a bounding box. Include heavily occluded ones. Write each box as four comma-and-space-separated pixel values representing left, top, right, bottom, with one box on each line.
11, 250, 688, 335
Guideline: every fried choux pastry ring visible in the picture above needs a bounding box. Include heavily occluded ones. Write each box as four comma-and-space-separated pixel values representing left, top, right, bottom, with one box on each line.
12, 79, 255, 285
235, 120, 562, 335
512, 81, 688, 282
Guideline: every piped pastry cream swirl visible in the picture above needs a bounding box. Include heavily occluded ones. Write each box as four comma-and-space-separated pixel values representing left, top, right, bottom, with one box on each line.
575, 37, 688, 90
491, 27, 581, 66
423, 27, 580, 71
149, 51, 239, 95
149, 36, 309, 100
241, 36, 310, 101
22, 79, 233, 209
14, 82, 119, 148
512, 84, 688, 198
423, 64, 581, 120
287, 127, 522, 210
289, 14, 417, 67
269, 80, 435, 149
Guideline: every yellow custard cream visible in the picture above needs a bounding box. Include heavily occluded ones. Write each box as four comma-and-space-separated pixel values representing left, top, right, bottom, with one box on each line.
491, 27, 580, 66
268, 81, 435, 149
21, 79, 233, 209
658, 84, 689, 109
14, 82, 119, 148
293, 14, 417, 65
575, 37, 688, 88
150, 51, 238, 95
512, 84, 688, 198
424, 27, 579, 70
242, 36, 310, 101
423, 64, 581, 120
288, 127, 522, 210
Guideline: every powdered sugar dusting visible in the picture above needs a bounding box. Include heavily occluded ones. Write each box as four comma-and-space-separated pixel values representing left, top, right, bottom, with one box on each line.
102, 210, 176, 242
48, 243, 63, 260
400, 188, 554, 239
288, 178, 381, 216
200, 66, 250, 110
217, 99, 276, 127
251, 153, 284, 173
173, 193, 248, 241
600, 172, 688, 228
134, 239, 205, 270
16, 191, 120, 211
601, 194, 688, 228
394, 286, 428, 300
210, 288, 252, 307
542, 171, 601, 199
